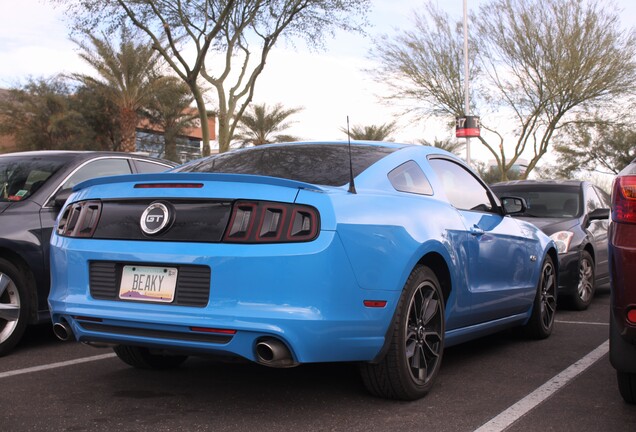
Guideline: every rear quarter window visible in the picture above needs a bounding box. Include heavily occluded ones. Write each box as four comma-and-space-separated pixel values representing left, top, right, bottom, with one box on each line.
388, 161, 433, 195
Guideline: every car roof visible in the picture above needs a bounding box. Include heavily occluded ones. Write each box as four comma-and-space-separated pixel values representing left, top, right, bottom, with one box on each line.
491, 179, 584, 188
0, 150, 177, 165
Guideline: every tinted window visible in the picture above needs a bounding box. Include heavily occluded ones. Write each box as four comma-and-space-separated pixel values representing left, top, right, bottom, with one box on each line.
62, 158, 132, 190
388, 161, 433, 195
133, 159, 173, 173
491, 185, 580, 218
428, 158, 494, 212
585, 185, 605, 212
0, 157, 66, 202
593, 186, 611, 208
175, 144, 398, 186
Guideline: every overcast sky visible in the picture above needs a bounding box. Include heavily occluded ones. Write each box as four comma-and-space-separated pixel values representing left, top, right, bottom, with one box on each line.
1, 0, 634, 161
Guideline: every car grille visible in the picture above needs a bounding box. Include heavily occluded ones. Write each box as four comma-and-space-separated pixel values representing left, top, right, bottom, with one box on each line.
89, 261, 210, 307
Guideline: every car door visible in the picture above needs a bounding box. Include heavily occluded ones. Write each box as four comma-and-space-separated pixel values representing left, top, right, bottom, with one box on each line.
588, 185, 610, 282
428, 157, 537, 325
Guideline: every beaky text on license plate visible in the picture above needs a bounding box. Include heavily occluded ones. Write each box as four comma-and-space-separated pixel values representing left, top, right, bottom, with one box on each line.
119, 265, 178, 303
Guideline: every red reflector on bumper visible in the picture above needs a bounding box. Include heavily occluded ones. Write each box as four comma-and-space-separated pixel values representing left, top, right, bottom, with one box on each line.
627, 309, 636, 325
364, 300, 387, 308
190, 327, 237, 335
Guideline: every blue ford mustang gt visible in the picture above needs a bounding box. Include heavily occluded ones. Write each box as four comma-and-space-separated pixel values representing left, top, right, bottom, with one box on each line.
48, 142, 557, 400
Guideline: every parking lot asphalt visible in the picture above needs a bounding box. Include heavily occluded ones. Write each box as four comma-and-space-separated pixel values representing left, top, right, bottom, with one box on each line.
1, 287, 635, 432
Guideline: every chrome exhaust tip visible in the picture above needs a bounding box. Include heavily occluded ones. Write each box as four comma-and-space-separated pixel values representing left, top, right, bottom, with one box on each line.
52, 321, 74, 341
255, 338, 298, 368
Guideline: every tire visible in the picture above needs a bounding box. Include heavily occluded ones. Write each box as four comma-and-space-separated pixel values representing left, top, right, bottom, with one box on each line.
568, 250, 595, 311
0, 258, 30, 357
522, 255, 557, 339
360, 265, 445, 400
114, 345, 188, 370
617, 371, 636, 404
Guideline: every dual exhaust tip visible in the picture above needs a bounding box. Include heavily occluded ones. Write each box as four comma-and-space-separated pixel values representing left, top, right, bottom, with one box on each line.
52, 321, 74, 341
255, 338, 297, 368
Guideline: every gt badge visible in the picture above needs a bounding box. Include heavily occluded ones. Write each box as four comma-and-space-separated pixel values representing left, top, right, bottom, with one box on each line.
140, 202, 172, 235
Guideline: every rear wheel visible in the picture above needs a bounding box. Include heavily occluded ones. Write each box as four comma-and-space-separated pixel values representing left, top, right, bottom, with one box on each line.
114, 345, 188, 370
617, 371, 636, 404
0, 258, 30, 357
360, 265, 445, 400
568, 250, 595, 311
522, 255, 556, 339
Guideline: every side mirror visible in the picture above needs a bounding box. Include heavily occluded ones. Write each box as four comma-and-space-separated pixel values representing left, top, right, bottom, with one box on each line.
588, 207, 610, 221
501, 196, 527, 215
53, 188, 72, 209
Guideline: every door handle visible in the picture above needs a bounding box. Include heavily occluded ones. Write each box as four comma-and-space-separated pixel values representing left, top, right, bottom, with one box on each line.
470, 225, 484, 236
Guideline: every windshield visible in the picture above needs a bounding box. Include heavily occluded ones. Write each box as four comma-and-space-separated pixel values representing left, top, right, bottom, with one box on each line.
491, 186, 581, 218
0, 157, 66, 202
175, 144, 398, 186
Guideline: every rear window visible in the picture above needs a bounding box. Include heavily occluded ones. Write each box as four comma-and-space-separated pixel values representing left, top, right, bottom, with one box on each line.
0, 157, 66, 202
175, 144, 398, 186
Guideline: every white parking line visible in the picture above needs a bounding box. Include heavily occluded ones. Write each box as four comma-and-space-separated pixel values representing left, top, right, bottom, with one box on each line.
555, 320, 609, 326
0, 353, 116, 379
473, 339, 609, 432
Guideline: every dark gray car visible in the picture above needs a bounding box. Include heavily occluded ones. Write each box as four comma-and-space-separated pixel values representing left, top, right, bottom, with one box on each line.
491, 180, 610, 310
0, 151, 177, 356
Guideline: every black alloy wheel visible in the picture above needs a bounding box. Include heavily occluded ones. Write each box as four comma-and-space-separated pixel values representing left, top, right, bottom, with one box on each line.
522, 255, 557, 339
360, 265, 445, 400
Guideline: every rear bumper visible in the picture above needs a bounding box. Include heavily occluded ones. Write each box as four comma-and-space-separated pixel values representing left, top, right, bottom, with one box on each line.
609, 222, 636, 372
48, 231, 400, 364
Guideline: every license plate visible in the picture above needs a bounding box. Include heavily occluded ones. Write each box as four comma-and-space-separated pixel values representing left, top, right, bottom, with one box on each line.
119, 265, 178, 303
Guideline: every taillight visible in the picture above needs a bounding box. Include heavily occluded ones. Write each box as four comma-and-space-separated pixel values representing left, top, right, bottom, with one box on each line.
56, 200, 102, 237
223, 201, 319, 243
134, 183, 203, 189
612, 176, 636, 224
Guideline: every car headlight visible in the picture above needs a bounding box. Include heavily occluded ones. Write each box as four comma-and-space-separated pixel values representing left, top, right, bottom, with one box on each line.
550, 231, 574, 254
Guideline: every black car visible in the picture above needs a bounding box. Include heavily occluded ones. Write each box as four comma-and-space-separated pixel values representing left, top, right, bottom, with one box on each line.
0, 151, 176, 355
491, 180, 610, 310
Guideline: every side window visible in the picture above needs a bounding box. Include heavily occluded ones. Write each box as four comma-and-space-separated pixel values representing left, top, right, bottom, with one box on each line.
585, 185, 604, 212
593, 186, 611, 208
428, 158, 495, 212
388, 161, 433, 195
61, 158, 132, 190
133, 159, 173, 173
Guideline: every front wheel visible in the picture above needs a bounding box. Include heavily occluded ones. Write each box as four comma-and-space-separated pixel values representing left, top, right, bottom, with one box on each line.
0, 258, 30, 357
568, 250, 595, 311
522, 255, 557, 339
360, 265, 445, 400
114, 345, 188, 370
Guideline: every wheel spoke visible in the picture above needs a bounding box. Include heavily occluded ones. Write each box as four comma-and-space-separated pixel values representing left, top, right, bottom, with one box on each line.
0, 303, 20, 322
422, 297, 439, 326
416, 345, 428, 381
422, 332, 442, 359
409, 344, 421, 369
0, 274, 10, 297
405, 337, 417, 359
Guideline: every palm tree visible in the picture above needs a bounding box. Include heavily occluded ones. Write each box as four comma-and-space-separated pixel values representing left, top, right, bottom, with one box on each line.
142, 77, 198, 162
418, 137, 466, 156
233, 103, 303, 147
73, 27, 167, 152
340, 122, 398, 141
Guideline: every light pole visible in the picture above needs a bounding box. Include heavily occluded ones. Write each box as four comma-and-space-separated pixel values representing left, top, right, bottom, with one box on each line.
463, 0, 471, 166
